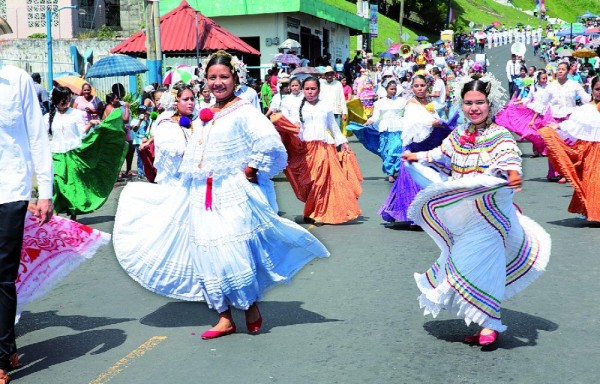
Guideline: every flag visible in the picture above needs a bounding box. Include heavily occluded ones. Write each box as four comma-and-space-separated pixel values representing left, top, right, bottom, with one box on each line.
447, 7, 455, 24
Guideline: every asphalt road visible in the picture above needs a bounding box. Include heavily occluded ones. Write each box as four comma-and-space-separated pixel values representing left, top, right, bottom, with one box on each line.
12, 45, 599, 384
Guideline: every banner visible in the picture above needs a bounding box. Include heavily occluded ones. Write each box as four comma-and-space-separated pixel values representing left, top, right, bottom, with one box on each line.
535, 0, 546, 12
370, 4, 378, 37
447, 7, 455, 24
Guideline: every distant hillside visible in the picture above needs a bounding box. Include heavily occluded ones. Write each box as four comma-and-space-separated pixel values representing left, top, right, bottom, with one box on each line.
510, 0, 600, 23
452, 0, 547, 30
322, 0, 424, 55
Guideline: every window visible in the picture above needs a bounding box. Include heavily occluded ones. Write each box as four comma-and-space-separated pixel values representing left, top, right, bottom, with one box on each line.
78, 0, 95, 29
0, 0, 6, 20
27, 0, 59, 28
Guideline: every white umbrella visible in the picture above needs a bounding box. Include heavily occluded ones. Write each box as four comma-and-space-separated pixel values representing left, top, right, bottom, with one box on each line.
279, 39, 301, 50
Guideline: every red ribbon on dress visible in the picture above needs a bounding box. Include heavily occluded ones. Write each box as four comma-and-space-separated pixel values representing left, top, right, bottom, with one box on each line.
205, 172, 213, 211
459, 131, 478, 146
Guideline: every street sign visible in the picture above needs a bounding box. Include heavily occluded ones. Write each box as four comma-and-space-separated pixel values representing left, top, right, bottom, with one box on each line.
401, 32, 409, 42
385, 37, 394, 47
469, 21, 475, 28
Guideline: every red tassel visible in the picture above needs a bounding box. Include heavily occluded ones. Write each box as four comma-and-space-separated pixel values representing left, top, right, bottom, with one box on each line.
205, 172, 213, 211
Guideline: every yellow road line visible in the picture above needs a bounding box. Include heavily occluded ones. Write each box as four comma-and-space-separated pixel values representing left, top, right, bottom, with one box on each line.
89, 336, 167, 384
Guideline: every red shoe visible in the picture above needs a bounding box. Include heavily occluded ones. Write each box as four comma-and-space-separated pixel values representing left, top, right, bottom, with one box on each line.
201, 324, 236, 340
478, 330, 498, 346
245, 305, 262, 333
464, 333, 479, 344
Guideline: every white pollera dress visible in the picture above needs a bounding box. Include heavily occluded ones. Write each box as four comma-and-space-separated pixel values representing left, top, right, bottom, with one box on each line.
113, 101, 329, 311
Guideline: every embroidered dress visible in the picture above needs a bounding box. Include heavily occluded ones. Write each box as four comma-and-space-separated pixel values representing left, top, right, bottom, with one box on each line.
50, 108, 128, 215
540, 103, 600, 221
17, 213, 110, 322
409, 123, 551, 332
113, 101, 329, 309
378, 100, 453, 222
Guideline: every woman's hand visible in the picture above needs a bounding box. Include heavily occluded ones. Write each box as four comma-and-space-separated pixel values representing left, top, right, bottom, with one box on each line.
364, 119, 374, 126
528, 119, 536, 127
432, 119, 443, 128
507, 170, 522, 192
245, 166, 258, 184
341, 143, 350, 151
546, 122, 560, 130
402, 152, 418, 163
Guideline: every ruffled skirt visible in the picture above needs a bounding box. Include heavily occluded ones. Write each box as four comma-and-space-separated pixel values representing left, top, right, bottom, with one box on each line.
17, 213, 110, 321
379, 127, 452, 222
540, 127, 600, 221
379, 131, 403, 177
408, 175, 551, 332
113, 174, 329, 312
495, 101, 547, 155
53, 109, 128, 214
303, 142, 362, 224
346, 122, 380, 156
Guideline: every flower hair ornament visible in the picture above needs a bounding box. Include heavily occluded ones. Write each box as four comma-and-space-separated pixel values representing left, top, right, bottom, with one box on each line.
158, 89, 177, 112
203, 50, 249, 88
452, 72, 506, 118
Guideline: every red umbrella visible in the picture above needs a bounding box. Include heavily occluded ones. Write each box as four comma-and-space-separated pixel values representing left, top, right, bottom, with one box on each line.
491, 21, 502, 27
112, 0, 260, 55
387, 43, 402, 54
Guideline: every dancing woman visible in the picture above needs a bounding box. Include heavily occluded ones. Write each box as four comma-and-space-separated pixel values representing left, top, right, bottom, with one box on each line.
351, 79, 406, 182
47, 86, 127, 219
296, 76, 362, 224
540, 76, 600, 222
403, 74, 550, 346
495, 70, 549, 157
529, 62, 591, 180
378, 75, 453, 223
151, 83, 199, 185
113, 51, 328, 339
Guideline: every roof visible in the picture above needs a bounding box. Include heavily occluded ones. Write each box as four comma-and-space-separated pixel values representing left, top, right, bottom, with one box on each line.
160, 0, 367, 33
111, 0, 261, 55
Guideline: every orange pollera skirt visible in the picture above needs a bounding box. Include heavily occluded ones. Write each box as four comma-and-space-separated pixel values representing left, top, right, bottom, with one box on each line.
270, 113, 311, 202
303, 141, 362, 224
540, 127, 600, 221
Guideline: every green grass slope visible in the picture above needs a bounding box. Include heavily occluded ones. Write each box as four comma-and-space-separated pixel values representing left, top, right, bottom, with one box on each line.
452, 0, 547, 29
510, 0, 600, 23
322, 0, 423, 55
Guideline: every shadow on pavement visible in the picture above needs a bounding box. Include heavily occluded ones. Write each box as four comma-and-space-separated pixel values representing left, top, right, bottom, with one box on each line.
140, 301, 341, 333
422, 308, 558, 350
548, 218, 600, 228
77, 215, 116, 225
11, 329, 128, 379
17, 310, 135, 337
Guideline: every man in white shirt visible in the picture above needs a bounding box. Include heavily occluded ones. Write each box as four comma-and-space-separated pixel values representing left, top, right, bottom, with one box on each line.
506, 54, 522, 95
464, 54, 475, 73
0, 62, 53, 382
319, 66, 348, 126
430, 67, 447, 118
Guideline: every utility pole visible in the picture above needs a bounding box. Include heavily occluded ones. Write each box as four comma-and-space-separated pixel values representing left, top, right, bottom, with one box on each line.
145, 1, 157, 84
399, 0, 405, 42
152, 0, 162, 84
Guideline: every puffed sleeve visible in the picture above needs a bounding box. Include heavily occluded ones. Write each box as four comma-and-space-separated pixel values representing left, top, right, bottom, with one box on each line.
245, 106, 288, 177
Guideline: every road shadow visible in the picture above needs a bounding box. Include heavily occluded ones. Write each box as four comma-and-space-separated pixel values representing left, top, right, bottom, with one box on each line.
422, 308, 558, 350
524, 177, 552, 183
293, 215, 366, 226
381, 222, 424, 231
11, 329, 127, 379
16, 310, 135, 337
77, 215, 116, 225
140, 301, 340, 333
548, 218, 600, 228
